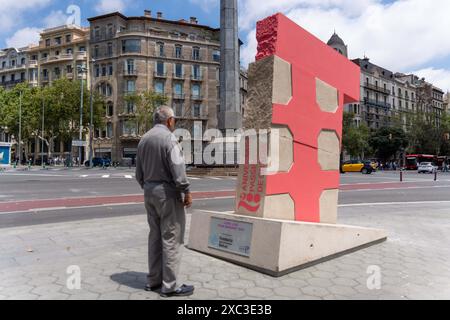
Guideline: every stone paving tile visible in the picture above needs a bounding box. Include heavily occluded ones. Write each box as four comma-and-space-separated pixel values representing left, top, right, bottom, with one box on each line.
1, 205, 450, 300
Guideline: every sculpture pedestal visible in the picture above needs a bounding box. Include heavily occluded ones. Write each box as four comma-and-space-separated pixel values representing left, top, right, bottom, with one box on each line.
188, 211, 387, 277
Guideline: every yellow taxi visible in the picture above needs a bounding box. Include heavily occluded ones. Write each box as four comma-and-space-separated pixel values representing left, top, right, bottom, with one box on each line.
341, 160, 376, 174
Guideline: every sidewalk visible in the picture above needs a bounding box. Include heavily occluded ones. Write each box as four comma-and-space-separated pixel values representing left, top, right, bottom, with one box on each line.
1, 204, 450, 300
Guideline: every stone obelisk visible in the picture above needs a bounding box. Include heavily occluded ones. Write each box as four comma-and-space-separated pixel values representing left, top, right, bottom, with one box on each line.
218, 0, 242, 130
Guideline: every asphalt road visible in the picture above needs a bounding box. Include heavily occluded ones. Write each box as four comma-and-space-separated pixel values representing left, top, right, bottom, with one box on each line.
1, 168, 450, 229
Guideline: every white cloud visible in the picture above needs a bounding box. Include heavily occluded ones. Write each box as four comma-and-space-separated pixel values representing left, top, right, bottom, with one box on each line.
189, 0, 218, 12
412, 68, 450, 93
239, 0, 450, 89
95, 0, 127, 14
43, 10, 69, 28
5, 27, 41, 48
0, 0, 53, 31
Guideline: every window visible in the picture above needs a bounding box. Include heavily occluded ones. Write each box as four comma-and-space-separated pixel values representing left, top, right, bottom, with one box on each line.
212, 50, 220, 62
45, 39, 51, 47
11, 74, 15, 81
94, 46, 99, 58
154, 81, 164, 94
192, 47, 200, 60
173, 102, 183, 117
20, 72, 25, 80
174, 82, 183, 95
126, 59, 134, 73
126, 80, 135, 93
20, 58, 26, 65
126, 101, 135, 114
11, 60, 15, 67
193, 103, 201, 117
94, 27, 100, 40
95, 65, 100, 77
108, 24, 114, 38
122, 120, 137, 135
192, 84, 201, 98
66, 48, 73, 54
107, 102, 114, 117
1, 61, 5, 68
122, 39, 141, 53
175, 45, 182, 58
55, 37, 61, 45
157, 42, 165, 57
107, 43, 113, 56
156, 61, 164, 76
192, 65, 201, 79
79, 46, 86, 52
102, 65, 107, 77
1, 75, 5, 83
66, 65, 73, 74
55, 50, 60, 56
108, 63, 113, 76
66, 34, 71, 43
106, 122, 113, 138
175, 63, 183, 78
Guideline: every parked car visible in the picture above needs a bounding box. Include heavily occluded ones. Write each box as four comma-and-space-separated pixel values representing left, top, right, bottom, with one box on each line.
85, 157, 111, 167
418, 162, 437, 174
341, 160, 374, 174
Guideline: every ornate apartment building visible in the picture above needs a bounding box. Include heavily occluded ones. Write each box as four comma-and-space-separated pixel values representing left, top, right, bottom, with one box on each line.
87, 10, 247, 163
328, 33, 445, 131
26, 25, 90, 87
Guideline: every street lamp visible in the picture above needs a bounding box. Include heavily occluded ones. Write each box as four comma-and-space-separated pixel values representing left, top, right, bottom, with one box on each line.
77, 64, 87, 167
88, 59, 96, 169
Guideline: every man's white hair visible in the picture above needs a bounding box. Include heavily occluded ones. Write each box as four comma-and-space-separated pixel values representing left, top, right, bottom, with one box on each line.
153, 106, 175, 125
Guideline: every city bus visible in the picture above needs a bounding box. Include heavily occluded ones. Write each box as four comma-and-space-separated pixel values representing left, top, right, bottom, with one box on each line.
405, 154, 435, 170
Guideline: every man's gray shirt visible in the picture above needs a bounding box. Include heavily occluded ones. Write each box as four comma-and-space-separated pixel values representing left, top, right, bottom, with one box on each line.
136, 124, 190, 194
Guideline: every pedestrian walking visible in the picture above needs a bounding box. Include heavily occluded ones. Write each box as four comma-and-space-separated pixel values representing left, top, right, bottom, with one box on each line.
135, 106, 194, 298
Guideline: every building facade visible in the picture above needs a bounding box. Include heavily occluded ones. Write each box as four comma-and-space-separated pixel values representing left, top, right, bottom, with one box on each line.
87, 10, 247, 164
327, 33, 445, 131
1, 11, 248, 162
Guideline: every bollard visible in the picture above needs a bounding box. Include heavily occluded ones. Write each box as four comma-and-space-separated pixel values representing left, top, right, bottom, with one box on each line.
400, 171, 403, 182
434, 170, 437, 181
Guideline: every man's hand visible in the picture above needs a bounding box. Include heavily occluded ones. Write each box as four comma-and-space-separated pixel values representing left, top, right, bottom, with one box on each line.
183, 193, 193, 208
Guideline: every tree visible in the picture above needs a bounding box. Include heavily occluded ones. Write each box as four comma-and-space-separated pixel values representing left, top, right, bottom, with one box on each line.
123, 90, 167, 135
0, 78, 105, 162
342, 112, 371, 159
369, 126, 408, 161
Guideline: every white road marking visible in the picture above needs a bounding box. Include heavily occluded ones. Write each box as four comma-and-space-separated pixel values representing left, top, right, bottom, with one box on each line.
102, 175, 110, 178
208, 177, 223, 180
339, 200, 450, 207
340, 185, 450, 192
124, 175, 133, 179
188, 177, 201, 180
80, 175, 88, 178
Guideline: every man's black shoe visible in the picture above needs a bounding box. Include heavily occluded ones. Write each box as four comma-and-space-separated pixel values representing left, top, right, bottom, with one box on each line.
145, 284, 162, 292
160, 284, 194, 298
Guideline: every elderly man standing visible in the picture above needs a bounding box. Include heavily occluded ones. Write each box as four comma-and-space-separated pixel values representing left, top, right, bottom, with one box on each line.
136, 106, 194, 298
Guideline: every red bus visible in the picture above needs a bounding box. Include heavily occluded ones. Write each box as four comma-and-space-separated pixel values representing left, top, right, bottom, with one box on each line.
405, 154, 435, 170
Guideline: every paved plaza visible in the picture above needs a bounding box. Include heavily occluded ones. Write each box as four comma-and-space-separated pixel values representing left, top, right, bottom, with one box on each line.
1, 170, 449, 300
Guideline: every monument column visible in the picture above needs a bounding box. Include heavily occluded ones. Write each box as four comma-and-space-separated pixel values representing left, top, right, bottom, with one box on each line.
219, 0, 242, 130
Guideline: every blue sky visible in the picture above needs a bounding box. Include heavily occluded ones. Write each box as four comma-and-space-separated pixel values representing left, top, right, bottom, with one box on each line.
1, 0, 449, 92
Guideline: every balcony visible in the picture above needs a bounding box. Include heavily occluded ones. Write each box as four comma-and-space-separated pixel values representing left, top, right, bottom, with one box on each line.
363, 83, 390, 95
154, 71, 167, 78
0, 79, 25, 87
191, 95, 203, 101
363, 98, 391, 109
192, 55, 202, 61
172, 73, 185, 80
191, 74, 203, 81
173, 54, 185, 59
28, 60, 38, 68
66, 73, 74, 79
173, 93, 185, 100
123, 69, 138, 76
75, 51, 87, 60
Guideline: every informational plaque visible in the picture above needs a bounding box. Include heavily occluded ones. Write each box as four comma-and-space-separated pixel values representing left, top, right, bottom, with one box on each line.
208, 218, 253, 257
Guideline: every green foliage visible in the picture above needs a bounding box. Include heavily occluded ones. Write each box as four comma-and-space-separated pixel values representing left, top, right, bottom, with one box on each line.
124, 90, 168, 135
342, 112, 371, 159
369, 126, 408, 161
0, 78, 105, 156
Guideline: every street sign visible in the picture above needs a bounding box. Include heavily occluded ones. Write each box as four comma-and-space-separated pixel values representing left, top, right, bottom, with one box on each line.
72, 140, 87, 147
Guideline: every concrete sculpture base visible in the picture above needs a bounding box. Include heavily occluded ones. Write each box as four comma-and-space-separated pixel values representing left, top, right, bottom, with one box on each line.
188, 211, 387, 277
